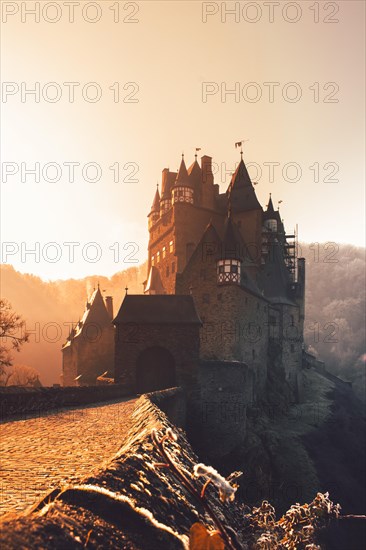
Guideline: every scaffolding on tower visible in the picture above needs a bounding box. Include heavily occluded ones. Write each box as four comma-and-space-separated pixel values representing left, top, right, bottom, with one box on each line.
284, 224, 298, 282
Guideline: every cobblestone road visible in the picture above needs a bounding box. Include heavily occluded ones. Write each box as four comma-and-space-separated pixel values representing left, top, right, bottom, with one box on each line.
0, 397, 136, 516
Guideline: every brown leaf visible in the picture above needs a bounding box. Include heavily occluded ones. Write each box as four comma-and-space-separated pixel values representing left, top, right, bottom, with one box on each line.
189, 523, 225, 550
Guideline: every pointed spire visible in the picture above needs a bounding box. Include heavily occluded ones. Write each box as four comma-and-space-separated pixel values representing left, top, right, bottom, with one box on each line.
175, 154, 190, 185
144, 265, 166, 295
267, 193, 275, 213
150, 186, 160, 212
230, 158, 252, 188
227, 156, 262, 212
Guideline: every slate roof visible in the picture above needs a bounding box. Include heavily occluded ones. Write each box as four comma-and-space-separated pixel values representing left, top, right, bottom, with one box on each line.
114, 295, 202, 325
174, 156, 193, 188
144, 266, 166, 294
62, 287, 111, 348
258, 242, 296, 305
226, 159, 262, 212
150, 187, 160, 213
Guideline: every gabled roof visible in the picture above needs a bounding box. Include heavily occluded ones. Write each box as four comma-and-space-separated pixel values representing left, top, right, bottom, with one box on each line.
227, 159, 262, 212
113, 295, 202, 325
188, 159, 201, 178
62, 287, 111, 348
144, 265, 165, 294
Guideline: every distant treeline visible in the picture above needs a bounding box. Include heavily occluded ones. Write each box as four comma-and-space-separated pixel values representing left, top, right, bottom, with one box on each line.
300, 243, 365, 402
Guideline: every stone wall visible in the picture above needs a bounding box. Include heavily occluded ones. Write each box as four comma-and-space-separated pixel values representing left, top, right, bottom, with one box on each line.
0, 384, 131, 421
187, 360, 254, 464
0, 389, 248, 550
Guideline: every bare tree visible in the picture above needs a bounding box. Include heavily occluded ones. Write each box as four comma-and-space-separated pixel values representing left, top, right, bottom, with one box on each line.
4, 364, 41, 387
0, 299, 29, 384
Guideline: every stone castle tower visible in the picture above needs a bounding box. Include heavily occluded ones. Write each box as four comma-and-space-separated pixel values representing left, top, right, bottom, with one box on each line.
62, 286, 114, 386
139, 152, 305, 399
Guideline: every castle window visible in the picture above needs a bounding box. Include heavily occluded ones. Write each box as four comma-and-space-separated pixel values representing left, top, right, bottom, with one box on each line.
157, 251, 160, 263
162, 246, 166, 259
269, 315, 276, 326
161, 199, 171, 215
166, 266, 169, 277
172, 187, 194, 204
290, 314, 294, 325
169, 240, 174, 253
151, 255, 155, 266
172, 261, 175, 273
252, 349, 256, 359
217, 259, 241, 284
265, 219, 277, 232
202, 294, 210, 304
291, 344, 295, 353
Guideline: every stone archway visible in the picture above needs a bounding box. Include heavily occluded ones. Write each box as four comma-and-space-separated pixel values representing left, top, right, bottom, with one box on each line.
136, 346, 176, 394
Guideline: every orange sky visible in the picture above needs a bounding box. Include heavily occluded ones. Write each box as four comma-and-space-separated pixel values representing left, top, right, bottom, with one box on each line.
1, 1, 365, 279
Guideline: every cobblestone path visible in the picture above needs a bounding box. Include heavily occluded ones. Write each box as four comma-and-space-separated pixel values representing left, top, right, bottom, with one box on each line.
0, 397, 136, 516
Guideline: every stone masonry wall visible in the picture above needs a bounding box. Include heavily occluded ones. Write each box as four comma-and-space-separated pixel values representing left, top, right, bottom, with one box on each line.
0, 384, 131, 421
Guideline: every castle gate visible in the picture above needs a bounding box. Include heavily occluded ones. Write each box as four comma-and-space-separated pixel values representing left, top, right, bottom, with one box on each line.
136, 346, 176, 394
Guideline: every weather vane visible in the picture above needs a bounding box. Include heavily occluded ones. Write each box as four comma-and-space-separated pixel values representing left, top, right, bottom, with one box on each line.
235, 139, 249, 158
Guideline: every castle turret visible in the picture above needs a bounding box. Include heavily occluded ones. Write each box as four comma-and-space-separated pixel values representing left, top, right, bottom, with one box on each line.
160, 168, 175, 215
217, 213, 242, 285
263, 193, 284, 235
188, 157, 202, 205
172, 155, 194, 204
148, 185, 160, 229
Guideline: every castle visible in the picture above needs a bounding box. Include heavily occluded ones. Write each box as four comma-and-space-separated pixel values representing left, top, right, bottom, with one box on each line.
62, 150, 305, 403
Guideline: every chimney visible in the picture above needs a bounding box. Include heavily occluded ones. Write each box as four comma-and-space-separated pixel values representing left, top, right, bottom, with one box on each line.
201, 155, 213, 185
105, 296, 113, 320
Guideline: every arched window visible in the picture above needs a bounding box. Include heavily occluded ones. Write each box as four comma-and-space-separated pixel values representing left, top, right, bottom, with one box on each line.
265, 219, 277, 232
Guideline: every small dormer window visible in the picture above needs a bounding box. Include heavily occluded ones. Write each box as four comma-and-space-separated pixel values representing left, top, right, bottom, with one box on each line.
162, 246, 166, 259
169, 240, 174, 253
217, 259, 241, 284
157, 251, 160, 263
151, 255, 155, 266
265, 219, 277, 232
172, 187, 193, 204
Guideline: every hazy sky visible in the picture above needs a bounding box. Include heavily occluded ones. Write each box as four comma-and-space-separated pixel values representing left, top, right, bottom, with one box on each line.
1, 0, 365, 280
